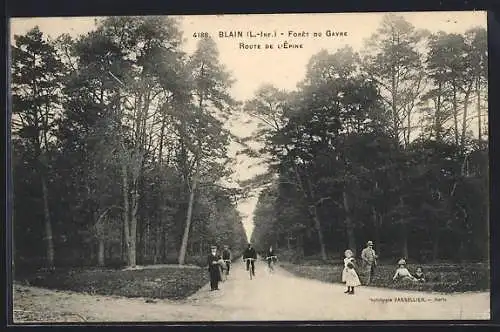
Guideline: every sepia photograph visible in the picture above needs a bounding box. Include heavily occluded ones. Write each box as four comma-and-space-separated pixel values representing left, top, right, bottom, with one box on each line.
9, 11, 489, 323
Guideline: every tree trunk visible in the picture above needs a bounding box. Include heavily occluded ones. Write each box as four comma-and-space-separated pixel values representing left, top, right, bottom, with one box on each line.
89, 242, 95, 266
41, 174, 55, 269
432, 230, 439, 262
94, 212, 110, 267
121, 163, 136, 267
163, 230, 168, 263
461, 84, 472, 149
435, 83, 443, 142
372, 207, 380, 250
120, 220, 124, 262
107, 245, 112, 263
453, 84, 459, 146
178, 172, 198, 265
283, 144, 327, 260
406, 107, 411, 146
97, 238, 105, 267
154, 222, 162, 264
308, 205, 327, 260
401, 223, 409, 259
477, 78, 482, 142
142, 218, 149, 263
297, 234, 305, 258
391, 67, 399, 143
129, 184, 138, 267
158, 112, 167, 164
305, 178, 327, 261
343, 191, 356, 256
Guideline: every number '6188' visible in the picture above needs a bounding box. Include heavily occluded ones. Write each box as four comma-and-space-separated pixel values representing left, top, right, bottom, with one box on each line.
193, 32, 209, 38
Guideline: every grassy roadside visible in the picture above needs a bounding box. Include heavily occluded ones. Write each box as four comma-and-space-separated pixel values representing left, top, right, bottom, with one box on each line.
16, 265, 210, 300
279, 261, 489, 293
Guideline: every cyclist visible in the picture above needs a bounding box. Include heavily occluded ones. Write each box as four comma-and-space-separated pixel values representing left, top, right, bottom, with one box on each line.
222, 245, 232, 276
265, 245, 278, 271
243, 243, 257, 276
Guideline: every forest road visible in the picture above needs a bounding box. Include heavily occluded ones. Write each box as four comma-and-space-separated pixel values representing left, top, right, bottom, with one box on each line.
13, 259, 489, 322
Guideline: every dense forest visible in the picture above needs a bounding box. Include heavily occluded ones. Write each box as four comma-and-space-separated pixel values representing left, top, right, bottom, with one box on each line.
11, 16, 249, 271
248, 14, 488, 263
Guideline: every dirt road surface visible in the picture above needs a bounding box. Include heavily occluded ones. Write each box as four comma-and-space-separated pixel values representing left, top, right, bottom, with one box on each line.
13, 260, 490, 322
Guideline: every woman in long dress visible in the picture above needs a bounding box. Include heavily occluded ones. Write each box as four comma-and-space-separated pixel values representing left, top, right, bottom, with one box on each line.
342, 249, 361, 295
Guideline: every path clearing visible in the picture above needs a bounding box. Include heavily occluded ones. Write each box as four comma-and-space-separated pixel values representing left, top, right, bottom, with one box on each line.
13, 260, 490, 322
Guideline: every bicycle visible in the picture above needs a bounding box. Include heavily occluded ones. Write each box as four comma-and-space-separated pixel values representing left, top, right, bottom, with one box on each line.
244, 258, 256, 280
266, 255, 278, 273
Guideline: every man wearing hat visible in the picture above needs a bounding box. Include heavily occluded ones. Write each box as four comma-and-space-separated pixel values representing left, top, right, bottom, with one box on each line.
361, 240, 378, 285
207, 245, 222, 291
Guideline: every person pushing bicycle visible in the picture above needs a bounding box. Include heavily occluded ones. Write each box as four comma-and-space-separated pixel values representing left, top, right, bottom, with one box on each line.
243, 243, 257, 276
265, 245, 278, 271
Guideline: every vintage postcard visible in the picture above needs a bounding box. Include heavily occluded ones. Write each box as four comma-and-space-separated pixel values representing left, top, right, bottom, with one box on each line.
10, 11, 489, 323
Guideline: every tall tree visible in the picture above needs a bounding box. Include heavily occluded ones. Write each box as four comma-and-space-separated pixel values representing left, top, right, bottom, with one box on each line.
11, 27, 65, 268
178, 37, 237, 265
362, 13, 428, 146
464, 27, 488, 144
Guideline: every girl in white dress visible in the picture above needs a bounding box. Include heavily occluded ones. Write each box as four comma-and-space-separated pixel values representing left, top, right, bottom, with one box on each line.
342, 249, 361, 294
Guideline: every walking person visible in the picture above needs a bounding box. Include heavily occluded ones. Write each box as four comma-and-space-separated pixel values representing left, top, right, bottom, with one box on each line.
342, 249, 361, 295
207, 245, 222, 291
361, 240, 378, 285
222, 245, 232, 278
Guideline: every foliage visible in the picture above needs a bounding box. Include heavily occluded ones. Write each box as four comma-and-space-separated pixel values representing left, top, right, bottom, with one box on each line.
18, 266, 209, 300
248, 15, 488, 264
12, 19, 247, 272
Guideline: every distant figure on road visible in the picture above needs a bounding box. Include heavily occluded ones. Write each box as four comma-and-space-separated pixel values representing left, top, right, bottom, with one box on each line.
243, 243, 257, 276
361, 240, 378, 285
222, 245, 232, 275
265, 245, 278, 271
207, 245, 222, 291
392, 258, 417, 282
342, 249, 361, 295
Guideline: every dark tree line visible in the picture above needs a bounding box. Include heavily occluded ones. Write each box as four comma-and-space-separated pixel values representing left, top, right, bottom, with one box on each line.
11, 17, 248, 271
248, 14, 488, 263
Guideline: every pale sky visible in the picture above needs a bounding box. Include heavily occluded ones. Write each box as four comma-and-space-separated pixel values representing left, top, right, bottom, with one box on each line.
10, 11, 487, 240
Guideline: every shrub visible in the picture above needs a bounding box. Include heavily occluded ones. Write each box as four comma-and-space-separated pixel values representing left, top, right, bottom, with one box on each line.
280, 261, 489, 293
19, 266, 209, 300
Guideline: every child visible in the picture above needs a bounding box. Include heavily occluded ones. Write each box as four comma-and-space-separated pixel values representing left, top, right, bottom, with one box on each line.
414, 266, 426, 282
393, 258, 416, 282
342, 249, 361, 295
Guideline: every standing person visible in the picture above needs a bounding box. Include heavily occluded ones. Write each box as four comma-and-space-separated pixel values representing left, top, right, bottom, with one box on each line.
207, 245, 222, 291
342, 249, 361, 294
361, 240, 378, 285
222, 245, 232, 276
243, 243, 257, 276
265, 245, 278, 272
